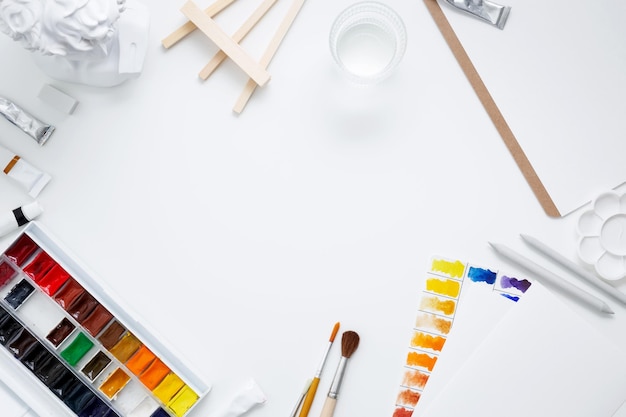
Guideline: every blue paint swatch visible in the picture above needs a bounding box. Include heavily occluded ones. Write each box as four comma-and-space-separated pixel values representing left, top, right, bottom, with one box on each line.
500, 275, 532, 293
467, 267, 497, 285
501, 293, 520, 302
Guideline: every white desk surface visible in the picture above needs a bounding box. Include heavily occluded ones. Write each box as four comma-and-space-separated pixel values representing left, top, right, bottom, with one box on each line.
1, 1, 625, 416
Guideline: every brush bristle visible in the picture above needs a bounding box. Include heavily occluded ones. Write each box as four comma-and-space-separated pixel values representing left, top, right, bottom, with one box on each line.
329, 322, 340, 342
341, 331, 360, 358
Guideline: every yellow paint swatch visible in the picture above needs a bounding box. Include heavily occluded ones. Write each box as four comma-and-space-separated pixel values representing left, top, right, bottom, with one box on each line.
411, 331, 446, 352
419, 295, 456, 316
153, 372, 185, 403
168, 385, 200, 417
100, 368, 130, 399
431, 258, 464, 278
406, 351, 437, 371
415, 312, 452, 335
425, 277, 461, 297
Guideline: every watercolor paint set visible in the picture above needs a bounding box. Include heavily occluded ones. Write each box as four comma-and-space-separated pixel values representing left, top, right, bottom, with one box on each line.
392, 256, 532, 417
0, 222, 210, 417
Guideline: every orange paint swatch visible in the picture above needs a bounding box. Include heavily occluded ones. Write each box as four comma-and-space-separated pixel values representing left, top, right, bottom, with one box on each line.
406, 351, 437, 371
393, 407, 414, 417
396, 389, 421, 407
402, 369, 429, 389
126, 345, 156, 376
425, 277, 461, 297
140, 358, 171, 390
419, 295, 456, 316
99, 368, 130, 399
415, 312, 452, 335
431, 258, 465, 278
411, 331, 446, 352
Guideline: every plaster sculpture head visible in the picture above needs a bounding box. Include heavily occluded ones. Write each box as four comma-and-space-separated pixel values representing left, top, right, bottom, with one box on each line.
0, 0, 149, 87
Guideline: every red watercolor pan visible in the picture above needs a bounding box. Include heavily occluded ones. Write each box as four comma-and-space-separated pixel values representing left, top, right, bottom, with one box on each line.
81, 304, 113, 337
37, 264, 71, 296
4, 234, 38, 266
53, 278, 84, 310
23, 251, 56, 283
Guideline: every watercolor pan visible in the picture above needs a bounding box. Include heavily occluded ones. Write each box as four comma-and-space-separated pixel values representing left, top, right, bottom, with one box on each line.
0, 223, 210, 417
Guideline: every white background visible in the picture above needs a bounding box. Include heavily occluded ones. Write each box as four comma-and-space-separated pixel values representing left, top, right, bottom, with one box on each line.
1, 0, 625, 416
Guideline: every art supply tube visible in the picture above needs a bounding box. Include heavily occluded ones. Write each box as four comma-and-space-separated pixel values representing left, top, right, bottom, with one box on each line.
0, 143, 51, 197
0, 96, 55, 145
0, 201, 43, 238
212, 378, 266, 417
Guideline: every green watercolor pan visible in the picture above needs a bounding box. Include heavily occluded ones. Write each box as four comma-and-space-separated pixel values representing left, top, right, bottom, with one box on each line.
0, 222, 210, 417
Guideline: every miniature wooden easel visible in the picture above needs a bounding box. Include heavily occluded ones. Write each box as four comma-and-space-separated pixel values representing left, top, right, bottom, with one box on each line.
162, 0, 306, 113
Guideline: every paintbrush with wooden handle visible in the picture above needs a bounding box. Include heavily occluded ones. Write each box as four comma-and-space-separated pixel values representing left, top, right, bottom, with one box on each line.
319, 331, 360, 417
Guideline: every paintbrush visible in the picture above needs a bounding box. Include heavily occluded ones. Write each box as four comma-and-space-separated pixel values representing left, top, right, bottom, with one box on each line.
319, 331, 360, 417
298, 322, 340, 417
290, 379, 312, 417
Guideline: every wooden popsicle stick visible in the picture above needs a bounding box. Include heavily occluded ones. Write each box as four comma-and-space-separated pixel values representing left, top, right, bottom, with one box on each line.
181, 0, 271, 87
199, 0, 279, 80
162, 0, 236, 49
233, 0, 306, 113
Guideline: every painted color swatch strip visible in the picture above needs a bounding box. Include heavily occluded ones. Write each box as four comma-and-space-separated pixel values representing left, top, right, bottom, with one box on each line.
392, 256, 532, 417
393, 257, 465, 417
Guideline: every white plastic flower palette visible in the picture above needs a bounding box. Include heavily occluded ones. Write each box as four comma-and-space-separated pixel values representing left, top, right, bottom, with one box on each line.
577, 191, 626, 281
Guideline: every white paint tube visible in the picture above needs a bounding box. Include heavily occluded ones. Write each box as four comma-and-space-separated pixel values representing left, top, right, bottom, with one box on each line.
0, 201, 43, 238
212, 378, 267, 417
0, 143, 51, 197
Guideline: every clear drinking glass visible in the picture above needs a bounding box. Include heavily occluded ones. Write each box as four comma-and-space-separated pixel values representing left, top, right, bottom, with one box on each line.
329, 1, 407, 84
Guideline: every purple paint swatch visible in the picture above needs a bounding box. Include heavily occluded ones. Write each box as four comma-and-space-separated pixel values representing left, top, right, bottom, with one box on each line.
467, 267, 497, 285
500, 275, 532, 293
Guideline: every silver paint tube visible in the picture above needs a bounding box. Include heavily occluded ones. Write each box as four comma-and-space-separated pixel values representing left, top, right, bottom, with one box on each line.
0, 96, 55, 145
444, 0, 511, 30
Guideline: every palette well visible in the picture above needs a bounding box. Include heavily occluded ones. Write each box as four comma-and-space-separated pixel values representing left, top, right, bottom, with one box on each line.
0, 223, 210, 417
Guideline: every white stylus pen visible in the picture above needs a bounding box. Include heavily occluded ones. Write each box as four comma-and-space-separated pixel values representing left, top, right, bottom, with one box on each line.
489, 242, 614, 314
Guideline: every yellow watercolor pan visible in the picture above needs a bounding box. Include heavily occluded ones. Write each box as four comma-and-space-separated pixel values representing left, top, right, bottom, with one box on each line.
153, 372, 185, 403
168, 385, 200, 417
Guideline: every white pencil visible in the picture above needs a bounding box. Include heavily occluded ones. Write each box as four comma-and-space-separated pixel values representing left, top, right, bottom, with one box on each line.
520, 234, 626, 305
489, 242, 614, 314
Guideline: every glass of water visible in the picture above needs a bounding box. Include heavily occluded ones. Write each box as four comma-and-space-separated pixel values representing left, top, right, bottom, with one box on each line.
329, 1, 407, 84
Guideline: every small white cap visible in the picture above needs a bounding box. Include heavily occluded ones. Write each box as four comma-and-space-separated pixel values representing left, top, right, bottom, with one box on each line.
21, 201, 43, 221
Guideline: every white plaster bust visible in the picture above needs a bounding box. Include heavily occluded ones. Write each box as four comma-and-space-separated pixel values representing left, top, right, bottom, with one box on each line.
0, 0, 149, 87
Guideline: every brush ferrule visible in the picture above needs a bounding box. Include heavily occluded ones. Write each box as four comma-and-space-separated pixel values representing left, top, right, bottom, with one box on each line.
315, 341, 333, 378
328, 357, 348, 399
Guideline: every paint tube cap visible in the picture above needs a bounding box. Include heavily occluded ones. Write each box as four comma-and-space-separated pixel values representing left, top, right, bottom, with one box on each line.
21, 201, 43, 222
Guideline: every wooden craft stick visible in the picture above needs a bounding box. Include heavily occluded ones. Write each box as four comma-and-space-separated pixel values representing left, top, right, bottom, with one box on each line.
181, 0, 271, 87
233, 0, 306, 113
162, 0, 236, 49
199, 0, 279, 80
423, 0, 560, 217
